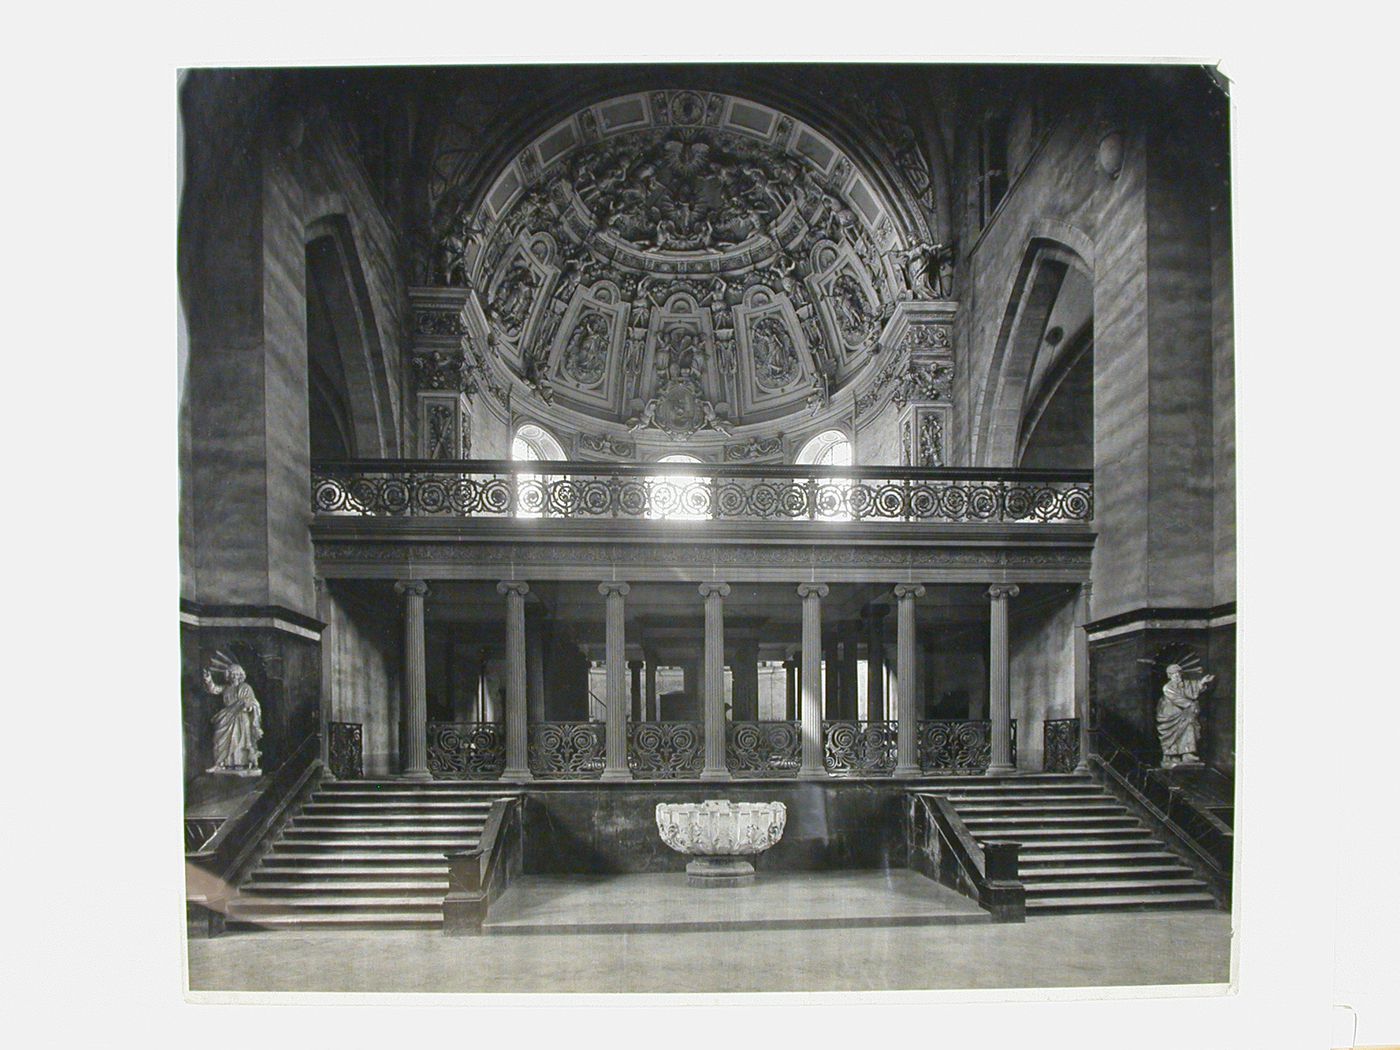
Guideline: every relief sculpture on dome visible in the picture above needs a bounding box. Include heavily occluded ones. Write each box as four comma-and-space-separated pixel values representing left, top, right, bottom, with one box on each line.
750, 315, 799, 390
629, 324, 733, 439
489, 258, 539, 337
830, 272, 871, 344
562, 312, 611, 387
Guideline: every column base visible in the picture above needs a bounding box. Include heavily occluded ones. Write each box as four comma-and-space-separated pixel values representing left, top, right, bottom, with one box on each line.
796, 767, 827, 780
600, 768, 634, 782
986, 762, 1016, 775
893, 764, 922, 778
400, 768, 433, 782
698, 768, 731, 782
501, 767, 534, 783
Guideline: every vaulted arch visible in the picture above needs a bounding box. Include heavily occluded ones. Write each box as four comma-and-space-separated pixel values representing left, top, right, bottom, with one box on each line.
304, 215, 399, 458
973, 232, 1094, 467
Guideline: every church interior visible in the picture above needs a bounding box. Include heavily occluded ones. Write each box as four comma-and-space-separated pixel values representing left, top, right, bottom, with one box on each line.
178, 62, 1236, 991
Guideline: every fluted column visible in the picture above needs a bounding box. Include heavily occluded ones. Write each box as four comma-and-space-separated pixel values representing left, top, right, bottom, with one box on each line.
987, 584, 1020, 774
497, 580, 532, 782
598, 583, 632, 781
1074, 581, 1093, 772
797, 583, 829, 778
395, 580, 431, 780
698, 583, 731, 780
893, 584, 926, 777
783, 656, 799, 721
866, 608, 887, 721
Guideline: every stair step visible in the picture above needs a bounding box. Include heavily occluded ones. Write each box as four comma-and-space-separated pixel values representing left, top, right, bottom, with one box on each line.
272, 840, 478, 851
970, 830, 1154, 843
252, 863, 448, 875
227, 912, 442, 929
291, 816, 489, 828
1006, 837, 1163, 851
1026, 892, 1217, 913
263, 850, 462, 862
962, 815, 1139, 826
230, 895, 445, 911
1018, 850, 1182, 865
244, 880, 449, 893
954, 800, 1126, 811
1023, 878, 1209, 895
302, 801, 498, 811
1017, 864, 1194, 880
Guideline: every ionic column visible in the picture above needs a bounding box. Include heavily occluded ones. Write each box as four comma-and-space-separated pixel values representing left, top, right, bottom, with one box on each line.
1074, 581, 1093, 772
987, 584, 1021, 774
797, 583, 829, 778
497, 580, 532, 782
698, 583, 731, 780
629, 659, 645, 723
783, 656, 800, 721
599, 583, 632, 781
893, 584, 926, 777
866, 608, 887, 721
395, 580, 432, 780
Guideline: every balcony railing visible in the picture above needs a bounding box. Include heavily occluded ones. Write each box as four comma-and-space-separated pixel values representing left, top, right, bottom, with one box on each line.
311, 459, 1093, 525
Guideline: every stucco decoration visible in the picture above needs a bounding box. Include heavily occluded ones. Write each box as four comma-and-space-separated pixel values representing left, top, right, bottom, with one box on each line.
426, 92, 944, 440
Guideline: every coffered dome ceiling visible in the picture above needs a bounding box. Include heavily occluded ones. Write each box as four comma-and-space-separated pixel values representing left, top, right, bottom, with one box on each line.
433, 90, 933, 441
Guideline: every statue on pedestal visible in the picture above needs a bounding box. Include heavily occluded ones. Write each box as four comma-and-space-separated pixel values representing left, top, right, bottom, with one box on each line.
203, 653, 263, 776
1156, 662, 1215, 768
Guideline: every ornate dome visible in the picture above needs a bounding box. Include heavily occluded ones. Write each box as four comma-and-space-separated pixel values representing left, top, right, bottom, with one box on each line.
435, 91, 937, 443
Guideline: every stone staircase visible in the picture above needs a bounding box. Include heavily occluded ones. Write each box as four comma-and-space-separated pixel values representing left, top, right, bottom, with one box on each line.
226, 781, 520, 930
928, 772, 1218, 915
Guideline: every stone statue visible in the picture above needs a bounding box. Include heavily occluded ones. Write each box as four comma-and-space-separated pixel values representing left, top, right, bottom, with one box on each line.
202, 653, 263, 776
1156, 663, 1216, 768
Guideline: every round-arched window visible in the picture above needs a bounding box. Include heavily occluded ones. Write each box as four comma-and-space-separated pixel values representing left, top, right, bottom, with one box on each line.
648, 454, 705, 520
796, 430, 853, 520
511, 423, 566, 462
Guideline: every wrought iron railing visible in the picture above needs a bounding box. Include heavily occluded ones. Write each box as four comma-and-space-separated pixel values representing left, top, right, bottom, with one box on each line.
916, 718, 1017, 773
1043, 717, 1081, 773
528, 721, 606, 778
311, 459, 1093, 525
327, 721, 363, 780
823, 720, 898, 775
427, 721, 506, 778
627, 721, 704, 778
727, 720, 802, 776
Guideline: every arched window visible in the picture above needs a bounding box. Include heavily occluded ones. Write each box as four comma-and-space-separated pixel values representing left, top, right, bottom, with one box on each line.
511, 423, 566, 462
796, 430, 853, 521
648, 454, 706, 521
511, 424, 566, 517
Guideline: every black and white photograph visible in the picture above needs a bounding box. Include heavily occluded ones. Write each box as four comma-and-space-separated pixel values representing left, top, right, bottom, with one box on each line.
17, 9, 1397, 1043
177, 61, 1240, 995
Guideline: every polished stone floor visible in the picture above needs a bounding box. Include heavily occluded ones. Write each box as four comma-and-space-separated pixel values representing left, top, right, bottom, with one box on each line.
188, 882, 1234, 995
484, 871, 989, 933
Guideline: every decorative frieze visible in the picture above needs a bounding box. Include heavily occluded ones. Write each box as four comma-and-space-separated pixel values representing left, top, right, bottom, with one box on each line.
576, 432, 636, 459
724, 435, 784, 462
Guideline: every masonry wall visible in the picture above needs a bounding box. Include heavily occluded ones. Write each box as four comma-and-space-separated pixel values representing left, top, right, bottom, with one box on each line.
323, 583, 402, 777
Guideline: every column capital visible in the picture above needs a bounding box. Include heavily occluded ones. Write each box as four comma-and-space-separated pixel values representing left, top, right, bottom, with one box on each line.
598, 581, 631, 597
395, 579, 429, 597
987, 583, 1021, 601
797, 582, 829, 600
497, 580, 531, 597
627, 658, 645, 670
698, 581, 731, 599
893, 583, 926, 601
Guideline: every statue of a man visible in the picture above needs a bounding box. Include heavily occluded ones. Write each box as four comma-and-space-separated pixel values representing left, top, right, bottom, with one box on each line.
1156, 663, 1216, 768
203, 658, 263, 776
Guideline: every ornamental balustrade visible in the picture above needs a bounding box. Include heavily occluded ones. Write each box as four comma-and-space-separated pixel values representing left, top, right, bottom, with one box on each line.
327, 721, 363, 780
627, 721, 705, 778
823, 720, 898, 776
726, 720, 802, 776
917, 718, 1016, 773
311, 459, 1093, 525
426, 721, 506, 778
528, 721, 606, 778
1043, 717, 1081, 773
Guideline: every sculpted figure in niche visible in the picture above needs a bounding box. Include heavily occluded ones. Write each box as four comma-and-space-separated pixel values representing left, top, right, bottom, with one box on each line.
1156, 663, 1216, 768
830, 273, 869, 340
203, 653, 263, 776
